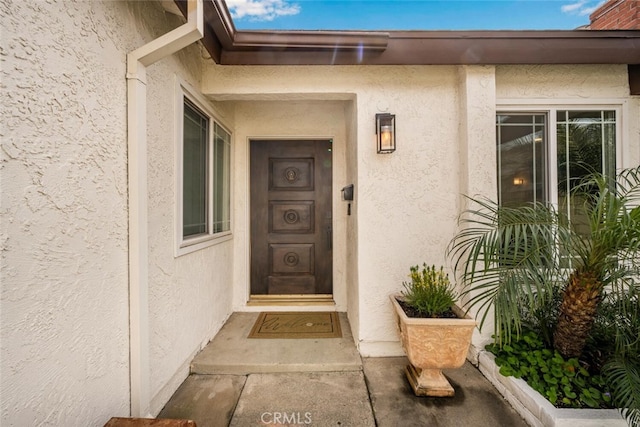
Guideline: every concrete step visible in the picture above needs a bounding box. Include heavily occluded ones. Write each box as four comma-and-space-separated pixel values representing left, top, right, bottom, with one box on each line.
190, 312, 362, 375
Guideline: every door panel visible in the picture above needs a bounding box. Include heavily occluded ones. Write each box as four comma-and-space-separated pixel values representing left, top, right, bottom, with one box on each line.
250, 140, 332, 296
270, 158, 314, 191
270, 201, 314, 233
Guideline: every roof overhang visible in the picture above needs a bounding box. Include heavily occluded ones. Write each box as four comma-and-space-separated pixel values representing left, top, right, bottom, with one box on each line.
175, 0, 640, 66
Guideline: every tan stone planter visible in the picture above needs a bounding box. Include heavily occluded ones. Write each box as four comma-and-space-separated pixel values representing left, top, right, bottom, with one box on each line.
390, 294, 476, 397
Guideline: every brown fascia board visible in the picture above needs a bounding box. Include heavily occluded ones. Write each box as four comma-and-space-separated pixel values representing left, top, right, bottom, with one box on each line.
174, 0, 229, 62
206, 0, 235, 50
176, 1, 640, 65
232, 31, 389, 51
220, 30, 640, 65
200, 0, 389, 53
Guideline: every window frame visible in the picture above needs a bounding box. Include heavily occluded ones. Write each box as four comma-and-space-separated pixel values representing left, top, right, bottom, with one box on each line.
496, 112, 549, 207
496, 100, 626, 271
495, 99, 625, 210
175, 80, 232, 257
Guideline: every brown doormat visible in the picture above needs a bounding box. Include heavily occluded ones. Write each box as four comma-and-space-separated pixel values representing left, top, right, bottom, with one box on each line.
248, 312, 342, 339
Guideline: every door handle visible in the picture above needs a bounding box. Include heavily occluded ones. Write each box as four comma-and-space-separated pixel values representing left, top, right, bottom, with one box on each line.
326, 224, 332, 250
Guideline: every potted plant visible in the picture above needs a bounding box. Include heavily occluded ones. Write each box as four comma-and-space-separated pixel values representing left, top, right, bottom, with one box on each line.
447, 166, 640, 424
390, 264, 476, 397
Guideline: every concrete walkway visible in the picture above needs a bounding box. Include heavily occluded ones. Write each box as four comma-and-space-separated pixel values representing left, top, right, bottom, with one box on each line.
158, 312, 528, 427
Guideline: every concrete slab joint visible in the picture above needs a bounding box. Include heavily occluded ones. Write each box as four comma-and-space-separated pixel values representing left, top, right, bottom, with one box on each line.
160, 312, 528, 427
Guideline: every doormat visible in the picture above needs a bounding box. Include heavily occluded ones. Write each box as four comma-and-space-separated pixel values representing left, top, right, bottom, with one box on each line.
248, 312, 342, 339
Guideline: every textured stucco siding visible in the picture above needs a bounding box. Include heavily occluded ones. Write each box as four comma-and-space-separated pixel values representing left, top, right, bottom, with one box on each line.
344, 101, 360, 343
146, 59, 235, 414
202, 63, 640, 355
353, 68, 464, 352
1, 1, 134, 425
2, 4, 638, 424
202, 65, 471, 355
496, 64, 631, 99
1, 0, 233, 424
496, 64, 640, 168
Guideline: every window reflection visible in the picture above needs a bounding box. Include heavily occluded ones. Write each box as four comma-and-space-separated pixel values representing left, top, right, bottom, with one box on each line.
496, 114, 547, 207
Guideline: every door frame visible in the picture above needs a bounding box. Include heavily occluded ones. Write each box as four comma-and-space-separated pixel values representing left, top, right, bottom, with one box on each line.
247, 138, 335, 304
229, 101, 355, 314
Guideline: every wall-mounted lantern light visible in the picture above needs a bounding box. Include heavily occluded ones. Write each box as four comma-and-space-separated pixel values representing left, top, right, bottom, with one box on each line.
513, 177, 525, 186
376, 113, 396, 154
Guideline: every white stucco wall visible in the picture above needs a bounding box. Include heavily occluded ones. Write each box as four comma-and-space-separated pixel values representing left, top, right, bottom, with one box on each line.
4, 10, 637, 425
203, 63, 640, 356
450, 65, 499, 352
1, 0, 234, 424
146, 57, 235, 415
353, 68, 466, 355
1, 1, 134, 424
496, 64, 640, 168
496, 65, 631, 99
202, 65, 471, 355
344, 101, 360, 342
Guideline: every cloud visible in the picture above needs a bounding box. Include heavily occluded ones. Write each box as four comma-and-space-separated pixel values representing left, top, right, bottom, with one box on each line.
226, 0, 301, 22
561, 0, 605, 16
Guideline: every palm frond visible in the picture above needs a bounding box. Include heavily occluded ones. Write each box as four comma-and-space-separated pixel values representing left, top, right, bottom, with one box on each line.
616, 165, 640, 203
447, 166, 640, 348
447, 197, 566, 343
597, 282, 640, 427
571, 167, 640, 281
602, 356, 640, 426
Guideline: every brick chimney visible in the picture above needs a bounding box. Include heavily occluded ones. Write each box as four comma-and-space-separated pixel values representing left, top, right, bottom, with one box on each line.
590, 0, 640, 29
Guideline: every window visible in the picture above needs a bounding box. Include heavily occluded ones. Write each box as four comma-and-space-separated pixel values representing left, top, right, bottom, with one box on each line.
213, 123, 231, 233
183, 100, 209, 237
556, 110, 616, 234
497, 108, 618, 217
496, 113, 547, 207
177, 86, 231, 255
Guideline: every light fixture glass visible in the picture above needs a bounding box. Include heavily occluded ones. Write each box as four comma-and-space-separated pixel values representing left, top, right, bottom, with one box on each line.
376, 113, 396, 153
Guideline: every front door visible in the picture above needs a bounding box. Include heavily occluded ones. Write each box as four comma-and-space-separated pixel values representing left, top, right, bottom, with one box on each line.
250, 140, 333, 295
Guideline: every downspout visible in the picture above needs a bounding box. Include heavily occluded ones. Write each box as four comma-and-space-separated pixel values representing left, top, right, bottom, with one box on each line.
126, 0, 203, 417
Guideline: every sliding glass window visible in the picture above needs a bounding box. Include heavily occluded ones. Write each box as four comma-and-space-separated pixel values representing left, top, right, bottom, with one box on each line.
178, 91, 232, 254
183, 100, 209, 238
496, 114, 547, 207
497, 109, 617, 212
213, 122, 231, 234
556, 110, 616, 235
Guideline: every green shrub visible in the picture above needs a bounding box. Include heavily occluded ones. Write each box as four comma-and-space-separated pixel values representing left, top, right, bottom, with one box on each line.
401, 264, 457, 318
486, 330, 613, 409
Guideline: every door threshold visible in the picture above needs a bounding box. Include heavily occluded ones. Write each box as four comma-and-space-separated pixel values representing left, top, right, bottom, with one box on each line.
248, 294, 335, 306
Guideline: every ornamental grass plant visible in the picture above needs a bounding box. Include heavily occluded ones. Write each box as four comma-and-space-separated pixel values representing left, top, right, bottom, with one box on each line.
400, 264, 458, 318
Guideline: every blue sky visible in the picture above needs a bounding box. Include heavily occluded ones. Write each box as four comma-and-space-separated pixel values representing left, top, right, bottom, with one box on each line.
225, 0, 606, 30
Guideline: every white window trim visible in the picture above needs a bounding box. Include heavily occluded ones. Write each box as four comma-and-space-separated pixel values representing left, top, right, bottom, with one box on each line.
496, 99, 626, 208
175, 78, 232, 257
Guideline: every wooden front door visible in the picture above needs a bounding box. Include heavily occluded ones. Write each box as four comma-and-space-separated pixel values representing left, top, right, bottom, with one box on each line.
250, 140, 333, 295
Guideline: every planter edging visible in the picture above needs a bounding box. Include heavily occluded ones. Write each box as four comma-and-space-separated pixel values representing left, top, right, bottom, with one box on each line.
476, 350, 626, 427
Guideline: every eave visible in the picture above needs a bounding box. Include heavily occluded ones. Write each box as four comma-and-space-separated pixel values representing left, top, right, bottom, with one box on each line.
221, 31, 640, 65
174, 0, 640, 66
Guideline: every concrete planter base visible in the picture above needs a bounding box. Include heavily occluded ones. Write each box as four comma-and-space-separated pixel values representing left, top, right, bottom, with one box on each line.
405, 363, 457, 397
476, 350, 626, 427
390, 295, 476, 397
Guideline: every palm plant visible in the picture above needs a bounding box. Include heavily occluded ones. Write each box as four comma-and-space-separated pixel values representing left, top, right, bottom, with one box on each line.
600, 283, 640, 425
447, 166, 640, 423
